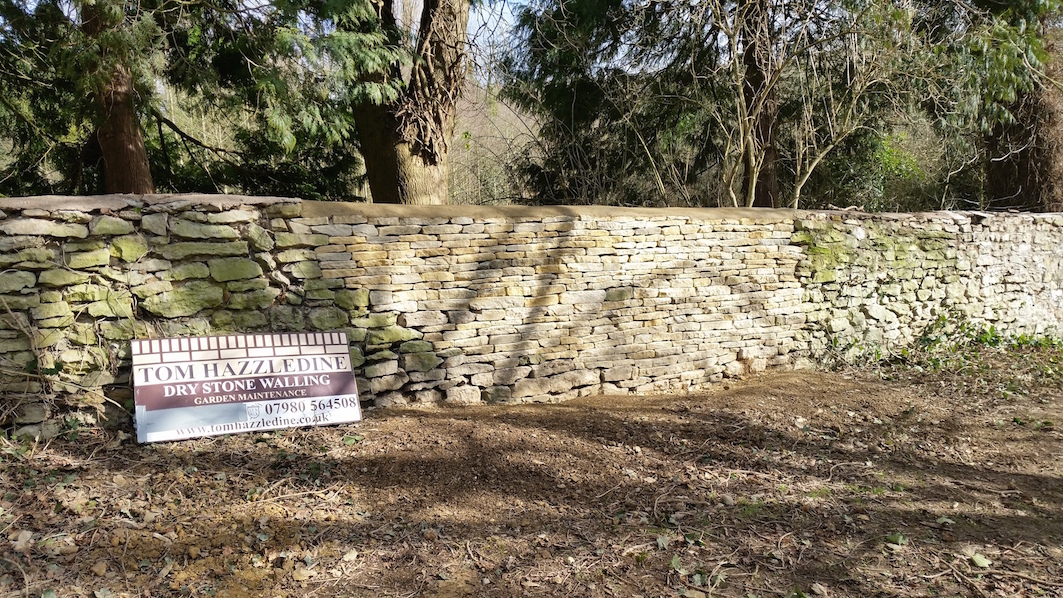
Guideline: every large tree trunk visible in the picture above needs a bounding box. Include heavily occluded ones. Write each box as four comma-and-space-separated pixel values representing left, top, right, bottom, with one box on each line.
740, 0, 779, 209
355, 0, 469, 205
82, 3, 155, 194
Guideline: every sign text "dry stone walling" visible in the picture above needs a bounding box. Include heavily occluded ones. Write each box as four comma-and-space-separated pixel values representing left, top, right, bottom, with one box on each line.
132, 332, 361, 443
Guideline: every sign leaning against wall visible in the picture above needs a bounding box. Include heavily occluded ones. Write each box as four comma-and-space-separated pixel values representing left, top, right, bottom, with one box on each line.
132, 332, 361, 443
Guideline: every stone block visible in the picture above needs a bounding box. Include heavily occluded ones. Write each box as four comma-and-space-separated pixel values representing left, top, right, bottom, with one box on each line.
99, 320, 150, 340
445, 385, 482, 405
399, 311, 448, 327
141, 213, 168, 236
209, 257, 263, 282
402, 352, 443, 372
227, 279, 270, 292
142, 281, 224, 317
171, 219, 239, 239
336, 289, 370, 309
90, 215, 135, 236
247, 222, 275, 251
65, 248, 110, 269
0, 271, 35, 293
0, 219, 87, 238
159, 241, 248, 260
224, 288, 279, 311
363, 359, 398, 379
131, 280, 172, 298
287, 262, 322, 279
268, 305, 306, 331
308, 306, 350, 330
367, 325, 422, 345
275, 232, 330, 248
165, 262, 210, 281
0, 294, 40, 309
207, 209, 258, 224
399, 340, 434, 353
110, 234, 149, 262
13, 402, 50, 424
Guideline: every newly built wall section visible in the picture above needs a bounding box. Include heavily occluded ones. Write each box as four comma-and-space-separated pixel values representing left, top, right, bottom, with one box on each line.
2, 195, 1062, 434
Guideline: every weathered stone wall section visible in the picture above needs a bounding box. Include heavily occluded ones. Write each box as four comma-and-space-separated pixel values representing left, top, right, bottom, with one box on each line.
1, 196, 1061, 436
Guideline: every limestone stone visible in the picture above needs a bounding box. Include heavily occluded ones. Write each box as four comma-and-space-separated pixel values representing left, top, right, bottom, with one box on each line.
312, 224, 354, 236
13, 402, 50, 424
166, 263, 210, 281
64, 283, 111, 301
399, 340, 434, 353
130, 258, 172, 272
445, 385, 482, 405
233, 310, 268, 329
0, 294, 40, 309
131, 280, 172, 298
31, 301, 72, 320
13, 421, 62, 441
141, 213, 168, 236
36, 314, 74, 328
336, 289, 370, 309
207, 209, 258, 223
0, 337, 31, 353
64, 239, 106, 252
65, 248, 111, 269
99, 320, 149, 340
110, 234, 149, 261
0, 271, 35, 293
228, 288, 282, 310
268, 306, 306, 331
0, 247, 54, 265
370, 372, 409, 394
349, 347, 366, 368
304, 278, 343, 290
88, 295, 134, 318
275, 232, 329, 248
171, 219, 239, 240
67, 323, 97, 345
263, 203, 302, 218
287, 262, 322, 279
90, 215, 135, 236
277, 249, 316, 263
308, 306, 350, 330
142, 281, 224, 317
0, 219, 87, 238
159, 241, 249, 260
209, 257, 263, 282
226, 279, 270, 292
402, 352, 443, 372
367, 325, 422, 345
364, 360, 398, 378
247, 223, 275, 251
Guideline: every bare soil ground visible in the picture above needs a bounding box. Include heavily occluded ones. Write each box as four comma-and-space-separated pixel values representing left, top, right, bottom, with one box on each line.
1, 344, 1061, 598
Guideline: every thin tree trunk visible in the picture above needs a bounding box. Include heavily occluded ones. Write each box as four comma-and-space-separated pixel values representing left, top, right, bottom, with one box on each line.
82, 3, 155, 194
740, 0, 779, 209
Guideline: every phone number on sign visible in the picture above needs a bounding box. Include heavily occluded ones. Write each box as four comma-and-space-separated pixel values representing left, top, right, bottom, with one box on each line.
248, 396, 360, 419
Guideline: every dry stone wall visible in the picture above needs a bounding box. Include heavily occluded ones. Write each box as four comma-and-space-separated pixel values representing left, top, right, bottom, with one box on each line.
2, 195, 1061, 438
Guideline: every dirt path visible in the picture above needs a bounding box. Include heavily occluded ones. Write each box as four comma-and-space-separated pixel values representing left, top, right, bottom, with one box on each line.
1, 366, 1061, 597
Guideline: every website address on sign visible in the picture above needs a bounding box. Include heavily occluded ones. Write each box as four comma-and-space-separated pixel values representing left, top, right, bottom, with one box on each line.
174, 413, 333, 437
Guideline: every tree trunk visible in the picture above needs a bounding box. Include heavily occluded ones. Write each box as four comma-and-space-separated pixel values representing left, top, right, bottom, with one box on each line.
82, 3, 155, 194
355, 0, 469, 205
740, 0, 779, 209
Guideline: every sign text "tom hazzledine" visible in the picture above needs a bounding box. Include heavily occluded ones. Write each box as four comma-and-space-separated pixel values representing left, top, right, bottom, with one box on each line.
132, 332, 361, 443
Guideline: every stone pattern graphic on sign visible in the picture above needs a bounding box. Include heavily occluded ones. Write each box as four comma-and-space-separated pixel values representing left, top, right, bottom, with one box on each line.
132, 332, 360, 442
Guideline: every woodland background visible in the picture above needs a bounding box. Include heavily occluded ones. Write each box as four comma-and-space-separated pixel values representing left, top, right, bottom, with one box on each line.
2, 0, 1063, 212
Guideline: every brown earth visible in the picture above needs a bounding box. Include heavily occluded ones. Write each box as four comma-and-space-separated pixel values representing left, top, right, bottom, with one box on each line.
1, 346, 1061, 597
